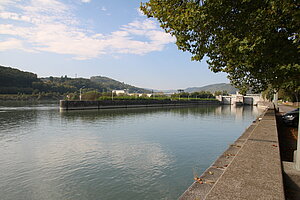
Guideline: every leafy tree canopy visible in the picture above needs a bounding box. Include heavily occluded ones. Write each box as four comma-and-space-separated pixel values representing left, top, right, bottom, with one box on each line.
0, 65, 38, 87
141, 0, 300, 94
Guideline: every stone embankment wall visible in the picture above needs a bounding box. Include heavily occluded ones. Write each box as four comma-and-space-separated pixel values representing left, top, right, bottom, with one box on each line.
60, 99, 220, 110
180, 105, 285, 200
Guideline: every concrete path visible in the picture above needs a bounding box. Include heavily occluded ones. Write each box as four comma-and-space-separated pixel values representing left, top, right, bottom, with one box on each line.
180, 107, 285, 200
279, 104, 297, 113
205, 109, 285, 200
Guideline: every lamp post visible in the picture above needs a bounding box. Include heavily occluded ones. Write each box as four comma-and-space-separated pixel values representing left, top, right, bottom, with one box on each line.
79, 86, 85, 101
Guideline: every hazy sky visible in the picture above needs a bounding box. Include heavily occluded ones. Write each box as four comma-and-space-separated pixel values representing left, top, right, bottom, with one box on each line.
0, 0, 229, 90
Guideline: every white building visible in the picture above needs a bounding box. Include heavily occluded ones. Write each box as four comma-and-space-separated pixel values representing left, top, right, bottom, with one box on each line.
112, 89, 128, 96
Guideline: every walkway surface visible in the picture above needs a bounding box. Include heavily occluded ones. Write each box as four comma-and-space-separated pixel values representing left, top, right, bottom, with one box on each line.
279, 104, 296, 113
180, 107, 285, 200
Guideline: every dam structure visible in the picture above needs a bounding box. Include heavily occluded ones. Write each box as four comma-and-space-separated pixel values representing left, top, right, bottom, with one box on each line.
216, 93, 264, 106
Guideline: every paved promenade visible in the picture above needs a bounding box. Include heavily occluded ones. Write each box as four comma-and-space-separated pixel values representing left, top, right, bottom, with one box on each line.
180, 107, 285, 199
279, 104, 296, 113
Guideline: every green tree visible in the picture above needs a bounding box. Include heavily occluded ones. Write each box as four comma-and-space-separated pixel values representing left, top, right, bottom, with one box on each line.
81, 91, 101, 101
49, 76, 54, 82
278, 88, 300, 102
0, 65, 39, 94
141, 0, 300, 94
214, 90, 229, 96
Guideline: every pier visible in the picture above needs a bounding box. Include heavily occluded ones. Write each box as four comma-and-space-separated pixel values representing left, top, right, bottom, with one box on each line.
59, 99, 220, 111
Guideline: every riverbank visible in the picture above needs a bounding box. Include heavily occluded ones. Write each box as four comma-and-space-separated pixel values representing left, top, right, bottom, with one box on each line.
180, 104, 285, 199
60, 99, 220, 110
0, 94, 63, 101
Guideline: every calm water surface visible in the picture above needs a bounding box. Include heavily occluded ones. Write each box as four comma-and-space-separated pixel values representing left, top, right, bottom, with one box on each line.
0, 102, 263, 200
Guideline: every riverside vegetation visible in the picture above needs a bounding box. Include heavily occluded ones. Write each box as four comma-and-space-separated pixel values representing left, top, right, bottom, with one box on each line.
67, 90, 220, 101
1, 65, 297, 102
0, 65, 224, 102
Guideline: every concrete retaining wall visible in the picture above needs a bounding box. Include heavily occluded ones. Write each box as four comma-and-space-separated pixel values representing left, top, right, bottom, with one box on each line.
179, 105, 285, 200
222, 97, 231, 105
244, 96, 253, 105
60, 99, 220, 110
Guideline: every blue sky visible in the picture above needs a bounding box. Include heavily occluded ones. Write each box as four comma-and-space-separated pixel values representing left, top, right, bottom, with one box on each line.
0, 0, 229, 90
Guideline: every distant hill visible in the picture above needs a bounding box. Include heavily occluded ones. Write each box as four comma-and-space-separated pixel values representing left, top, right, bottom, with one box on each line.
153, 83, 239, 94
90, 76, 149, 93
0, 65, 149, 94
0, 65, 237, 95
0, 65, 39, 94
184, 83, 238, 94
150, 89, 177, 93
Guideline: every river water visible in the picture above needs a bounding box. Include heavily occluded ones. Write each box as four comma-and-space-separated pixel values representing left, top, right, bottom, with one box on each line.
0, 102, 263, 200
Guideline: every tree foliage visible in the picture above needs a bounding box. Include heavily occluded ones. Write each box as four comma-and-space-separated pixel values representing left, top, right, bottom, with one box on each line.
214, 90, 229, 96
0, 65, 39, 94
90, 76, 148, 93
141, 0, 300, 94
171, 91, 214, 98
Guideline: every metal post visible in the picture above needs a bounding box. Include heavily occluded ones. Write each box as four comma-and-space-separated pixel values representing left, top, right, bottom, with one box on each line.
273, 92, 278, 111
79, 86, 85, 101
80, 89, 82, 101
295, 111, 300, 170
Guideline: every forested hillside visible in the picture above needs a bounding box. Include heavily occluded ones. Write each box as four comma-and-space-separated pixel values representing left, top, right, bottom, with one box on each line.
0, 65, 149, 94
185, 83, 238, 94
90, 76, 148, 93
0, 66, 39, 94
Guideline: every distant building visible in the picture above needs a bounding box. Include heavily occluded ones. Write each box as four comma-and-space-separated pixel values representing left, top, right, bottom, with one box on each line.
112, 89, 128, 96
139, 93, 153, 97
128, 93, 153, 97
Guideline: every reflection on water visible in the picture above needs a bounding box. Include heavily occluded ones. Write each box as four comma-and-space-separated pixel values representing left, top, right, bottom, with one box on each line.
0, 102, 263, 200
